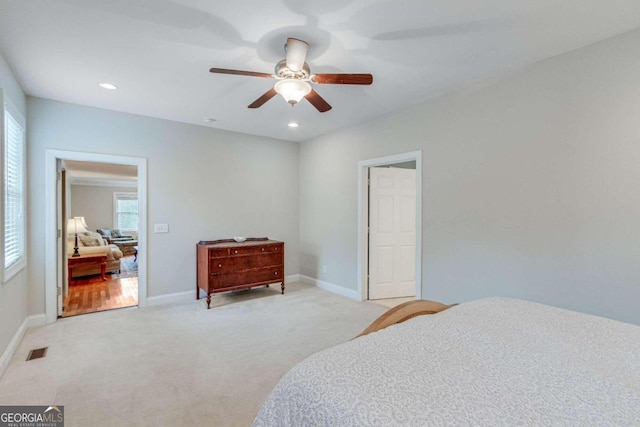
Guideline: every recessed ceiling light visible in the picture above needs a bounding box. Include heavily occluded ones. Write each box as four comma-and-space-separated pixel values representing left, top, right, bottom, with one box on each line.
98, 82, 117, 90
288, 122, 299, 128
204, 118, 217, 123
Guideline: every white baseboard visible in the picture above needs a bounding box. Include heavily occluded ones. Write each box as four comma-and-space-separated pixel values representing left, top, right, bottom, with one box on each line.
0, 317, 28, 379
27, 314, 46, 328
285, 274, 301, 283
300, 275, 360, 301
146, 291, 193, 307
148, 276, 300, 307
0, 313, 48, 378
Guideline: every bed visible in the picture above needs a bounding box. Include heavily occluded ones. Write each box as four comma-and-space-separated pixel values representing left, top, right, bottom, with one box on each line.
253, 297, 640, 426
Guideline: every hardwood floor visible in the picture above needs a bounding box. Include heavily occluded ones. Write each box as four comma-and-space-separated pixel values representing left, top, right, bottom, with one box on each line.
62, 255, 138, 317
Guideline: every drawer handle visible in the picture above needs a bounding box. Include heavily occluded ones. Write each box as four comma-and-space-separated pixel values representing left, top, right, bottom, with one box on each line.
234, 250, 238, 254
274, 271, 278, 275
218, 263, 222, 268
261, 248, 265, 251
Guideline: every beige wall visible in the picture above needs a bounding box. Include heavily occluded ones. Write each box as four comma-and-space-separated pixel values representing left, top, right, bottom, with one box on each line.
70, 184, 136, 231
300, 28, 640, 324
27, 99, 300, 313
0, 54, 28, 360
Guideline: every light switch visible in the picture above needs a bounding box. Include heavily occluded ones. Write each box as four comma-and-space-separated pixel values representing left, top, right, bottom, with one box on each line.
154, 224, 169, 233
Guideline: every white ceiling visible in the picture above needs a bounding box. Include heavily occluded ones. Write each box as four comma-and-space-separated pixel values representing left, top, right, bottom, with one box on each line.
1, 0, 640, 142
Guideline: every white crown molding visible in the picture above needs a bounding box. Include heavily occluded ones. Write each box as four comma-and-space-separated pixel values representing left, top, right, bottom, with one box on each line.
69, 177, 138, 188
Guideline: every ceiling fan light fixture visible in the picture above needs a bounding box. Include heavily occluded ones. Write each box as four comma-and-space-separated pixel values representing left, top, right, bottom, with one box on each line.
274, 79, 311, 106
98, 82, 117, 90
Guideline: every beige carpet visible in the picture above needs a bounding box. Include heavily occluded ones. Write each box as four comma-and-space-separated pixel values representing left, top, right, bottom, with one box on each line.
0, 282, 386, 426
368, 296, 416, 309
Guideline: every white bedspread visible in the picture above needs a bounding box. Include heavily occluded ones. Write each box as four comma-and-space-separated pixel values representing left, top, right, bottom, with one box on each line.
253, 298, 640, 426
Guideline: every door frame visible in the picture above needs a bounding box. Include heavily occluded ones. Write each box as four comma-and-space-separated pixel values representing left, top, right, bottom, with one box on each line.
45, 149, 148, 324
357, 150, 422, 301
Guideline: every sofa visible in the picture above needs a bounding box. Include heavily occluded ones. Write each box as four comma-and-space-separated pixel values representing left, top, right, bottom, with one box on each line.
96, 228, 138, 256
68, 231, 123, 278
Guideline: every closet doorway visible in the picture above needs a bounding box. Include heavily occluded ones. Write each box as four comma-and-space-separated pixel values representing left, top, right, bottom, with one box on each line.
357, 151, 422, 304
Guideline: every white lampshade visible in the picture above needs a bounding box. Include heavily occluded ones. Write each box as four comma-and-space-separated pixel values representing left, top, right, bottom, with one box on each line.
274, 79, 311, 105
74, 216, 89, 229
67, 217, 88, 234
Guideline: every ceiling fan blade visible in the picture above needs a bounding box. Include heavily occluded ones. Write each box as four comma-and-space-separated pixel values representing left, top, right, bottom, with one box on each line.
311, 74, 373, 85
305, 89, 332, 113
248, 88, 278, 109
285, 38, 309, 72
210, 68, 274, 79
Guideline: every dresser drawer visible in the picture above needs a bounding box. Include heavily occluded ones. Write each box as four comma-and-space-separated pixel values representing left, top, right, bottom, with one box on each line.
210, 253, 282, 273
210, 267, 283, 289
228, 243, 283, 256
208, 248, 230, 258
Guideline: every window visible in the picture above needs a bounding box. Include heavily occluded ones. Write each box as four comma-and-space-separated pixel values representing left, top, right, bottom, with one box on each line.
114, 192, 138, 231
3, 97, 26, 282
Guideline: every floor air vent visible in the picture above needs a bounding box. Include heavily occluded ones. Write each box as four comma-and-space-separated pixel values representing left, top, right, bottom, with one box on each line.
26, 347, 48, 361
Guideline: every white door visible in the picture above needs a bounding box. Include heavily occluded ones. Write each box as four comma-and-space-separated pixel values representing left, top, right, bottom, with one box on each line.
56, 161, 64, 316
368, 167, 416, 300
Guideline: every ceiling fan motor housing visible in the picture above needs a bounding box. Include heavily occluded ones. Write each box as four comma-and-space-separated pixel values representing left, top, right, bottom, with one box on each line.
275, 59, 310, 80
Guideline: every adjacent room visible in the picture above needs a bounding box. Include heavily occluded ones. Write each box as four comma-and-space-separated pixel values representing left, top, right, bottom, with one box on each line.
0, 1, 639, 425
63, 160, 139, 317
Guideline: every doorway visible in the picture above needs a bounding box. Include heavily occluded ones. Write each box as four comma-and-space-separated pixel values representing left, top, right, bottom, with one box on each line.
357, 151, 422, 303
45, 150, 147, 324
61, 160, 139, 317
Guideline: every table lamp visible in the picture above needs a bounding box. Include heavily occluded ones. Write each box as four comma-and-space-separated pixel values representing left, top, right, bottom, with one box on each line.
67, 217, 88, 257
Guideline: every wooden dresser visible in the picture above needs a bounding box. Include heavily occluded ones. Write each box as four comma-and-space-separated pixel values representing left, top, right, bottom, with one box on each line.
197, 238, 285, 309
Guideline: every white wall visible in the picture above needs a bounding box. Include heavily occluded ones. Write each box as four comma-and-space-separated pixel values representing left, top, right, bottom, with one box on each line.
70, 184, 135, 230
27, 99, 300, 313
300, 28, 640, 325
0, 54, 28, 360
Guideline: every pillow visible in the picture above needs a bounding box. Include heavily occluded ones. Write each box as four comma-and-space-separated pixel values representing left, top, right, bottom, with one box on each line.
79, 235, 101, 247
97, 228, 112, 238
111, 229, 122, 238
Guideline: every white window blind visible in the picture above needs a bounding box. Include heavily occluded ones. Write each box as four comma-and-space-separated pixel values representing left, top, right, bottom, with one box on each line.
114, 192, 138, 231
3, 102, 26, 281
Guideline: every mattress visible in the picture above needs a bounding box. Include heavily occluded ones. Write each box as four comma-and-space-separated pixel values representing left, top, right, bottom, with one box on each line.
253, 298, 640, 426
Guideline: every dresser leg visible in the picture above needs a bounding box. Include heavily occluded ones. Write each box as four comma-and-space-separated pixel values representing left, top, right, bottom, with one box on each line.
281, 281, 285, 294
206, 294, 211, 309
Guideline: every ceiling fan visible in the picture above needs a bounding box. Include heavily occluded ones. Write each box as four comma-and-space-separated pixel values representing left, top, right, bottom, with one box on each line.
210, 38, 373, 113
